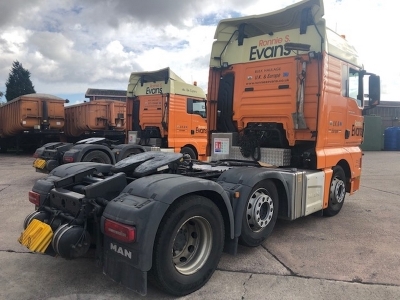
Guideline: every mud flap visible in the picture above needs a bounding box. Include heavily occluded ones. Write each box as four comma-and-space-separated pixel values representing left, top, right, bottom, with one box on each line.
103, 250, 147, 296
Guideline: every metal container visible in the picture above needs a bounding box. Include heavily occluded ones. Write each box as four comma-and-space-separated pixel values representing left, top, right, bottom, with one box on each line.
0, 93, 65, 137
64, 100, 126, 137
361, 115, 383, 151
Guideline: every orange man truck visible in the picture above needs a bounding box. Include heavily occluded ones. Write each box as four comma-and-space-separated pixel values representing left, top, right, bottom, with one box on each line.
20, 0, 380, 297
126, 67, 208, 160
32, 68, 207, 173
206, 0, 380, 216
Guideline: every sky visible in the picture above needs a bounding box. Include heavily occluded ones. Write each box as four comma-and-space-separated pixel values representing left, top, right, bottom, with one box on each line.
0, 0, 397, 105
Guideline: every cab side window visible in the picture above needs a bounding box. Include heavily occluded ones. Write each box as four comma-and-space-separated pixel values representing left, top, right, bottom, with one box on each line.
342, 65, 363, 107
187, 99, 207, 118
341, 65, 348, 97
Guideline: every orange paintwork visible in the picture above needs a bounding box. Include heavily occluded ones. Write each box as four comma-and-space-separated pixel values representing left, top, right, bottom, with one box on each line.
64, 100, 125, 137
125, 96, 134, 138
322, 168, 333, 208
207, 56, 319, 143
315, 54, 363, 193
126, 94, 208, 159
0, 94, 65, 137
207, 52, 364, 194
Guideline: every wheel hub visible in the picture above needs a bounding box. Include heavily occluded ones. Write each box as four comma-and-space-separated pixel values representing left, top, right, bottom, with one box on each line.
330, 177, 345, 205
172, 216, 212, 275
174, 229, 188, 252
246, 188, 274, 232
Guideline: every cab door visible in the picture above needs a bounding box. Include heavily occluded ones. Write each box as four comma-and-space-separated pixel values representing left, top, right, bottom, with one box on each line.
188, 98, 207, 133
344, 67, 364, 147
188, 98, 208, 155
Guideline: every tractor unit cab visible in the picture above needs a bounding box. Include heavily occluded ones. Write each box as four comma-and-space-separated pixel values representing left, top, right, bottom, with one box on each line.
126, 67, 208, 160
207, 0, 380, 175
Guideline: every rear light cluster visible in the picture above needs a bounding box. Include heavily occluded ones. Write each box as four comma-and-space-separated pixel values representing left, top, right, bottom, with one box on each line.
33, 152, 39, 158
104, 219, 136, 243
28, 191, 41, 206
63, 156, 74, 163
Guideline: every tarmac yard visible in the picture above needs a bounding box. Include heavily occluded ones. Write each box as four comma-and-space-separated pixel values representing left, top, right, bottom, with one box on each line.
0, 151, 399, 300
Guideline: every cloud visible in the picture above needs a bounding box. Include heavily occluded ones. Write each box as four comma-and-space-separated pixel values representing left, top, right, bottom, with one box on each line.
77, 0, 250, 27
0, 0, 397, 102
0, 0, 44, 28
0, 0, 225, 96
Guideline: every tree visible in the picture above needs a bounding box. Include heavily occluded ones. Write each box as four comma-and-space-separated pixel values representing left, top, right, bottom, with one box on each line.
5, 61, 36, 102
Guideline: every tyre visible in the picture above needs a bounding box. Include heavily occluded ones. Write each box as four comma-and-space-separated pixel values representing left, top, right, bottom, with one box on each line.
150, 195, 224, 296
82, 150, 111, 164
180, 147, 197, 160
120, 149, 142, 160
323, 166, 346, 217
239, 180, 279, 247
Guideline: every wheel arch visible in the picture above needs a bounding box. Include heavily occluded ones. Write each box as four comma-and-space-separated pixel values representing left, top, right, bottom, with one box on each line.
217, 167, 291, 225
113, 144, 146, 161
181, 144, 198, 158
269, 178, 289, 219
146, 177, 235, 241
156, 189, 234, 240
82, 148, 114, 164
185, 189, 234, 249
72, 144, 116, 164
336, 159, 351, 192
104, 174, 235, 272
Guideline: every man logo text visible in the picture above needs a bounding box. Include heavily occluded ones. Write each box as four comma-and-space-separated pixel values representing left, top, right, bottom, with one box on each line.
110, 243, 132, 259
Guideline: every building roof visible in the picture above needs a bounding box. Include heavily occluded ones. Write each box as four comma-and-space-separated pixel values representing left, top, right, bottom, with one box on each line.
85, 88, 127, 98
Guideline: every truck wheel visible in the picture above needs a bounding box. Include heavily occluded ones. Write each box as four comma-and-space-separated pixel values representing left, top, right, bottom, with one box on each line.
120, 149, 142, 160
82, 150, 111, 164
323, 166, 346, 217
239, 180, 278, 247
180, 147, 197, 160
150, 195, 224, 296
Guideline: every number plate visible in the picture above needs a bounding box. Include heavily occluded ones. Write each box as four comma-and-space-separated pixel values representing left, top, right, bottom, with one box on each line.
33, 158, 46, 169
18, 219, 53, 253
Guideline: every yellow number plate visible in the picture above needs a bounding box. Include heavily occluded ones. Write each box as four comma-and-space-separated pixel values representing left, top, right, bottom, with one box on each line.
18, 219, 53, 253
33, 158, 46, 169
